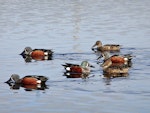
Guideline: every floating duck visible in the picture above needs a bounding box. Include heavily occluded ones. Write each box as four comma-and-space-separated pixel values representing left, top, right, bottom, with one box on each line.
100, 51, 133, 74
92, 40, 120, 52
100, 52, 132, 66
5, 74, 48, 85
20, 47, 53, 61
62, 61, 94, 75
101, 56, 130, 74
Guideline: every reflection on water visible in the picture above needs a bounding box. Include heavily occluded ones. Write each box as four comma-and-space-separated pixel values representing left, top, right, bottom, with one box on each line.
103, 72, 129, 79
63, 72, 89, 79
0, 0, 150, 113
5, 82, 49, 91
20, 55, 53, 62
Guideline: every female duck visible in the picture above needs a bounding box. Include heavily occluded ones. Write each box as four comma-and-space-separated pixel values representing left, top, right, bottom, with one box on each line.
92, 40, 120, 52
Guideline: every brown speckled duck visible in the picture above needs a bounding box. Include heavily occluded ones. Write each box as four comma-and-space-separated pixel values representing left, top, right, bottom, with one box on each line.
92, 41, 120, 52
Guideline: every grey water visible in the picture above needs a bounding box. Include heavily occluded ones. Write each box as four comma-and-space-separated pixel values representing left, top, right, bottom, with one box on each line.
0, 0, 150, 113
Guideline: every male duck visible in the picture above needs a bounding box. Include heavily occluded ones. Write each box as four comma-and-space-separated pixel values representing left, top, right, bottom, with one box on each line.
62, 61, 94, 75
20, 47, 53, 61
100, 52, 132, 65
5, 74, 48, 85
101, 56, 130, 74
100, 52, 133, 74
92, 40, 120, 52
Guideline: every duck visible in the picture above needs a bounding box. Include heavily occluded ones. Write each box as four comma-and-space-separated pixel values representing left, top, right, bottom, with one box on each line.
100, 52, 132, 66
62, 61, 94, 75
100, 51, 133, 74
5, 74, 48, 85
20, 47, 53, 61
92, 40, 120, 52
101, 55, 130, 74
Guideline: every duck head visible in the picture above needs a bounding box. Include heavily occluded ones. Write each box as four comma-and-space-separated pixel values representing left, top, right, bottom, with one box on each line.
97, 52, 110, 61
81, 61, 94, 68
92, 41, 102, 50
20, 47, 33, 56
5, 74, 21, 84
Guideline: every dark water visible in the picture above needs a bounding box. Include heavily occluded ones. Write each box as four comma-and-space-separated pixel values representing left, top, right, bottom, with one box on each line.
0, 0, 150, 113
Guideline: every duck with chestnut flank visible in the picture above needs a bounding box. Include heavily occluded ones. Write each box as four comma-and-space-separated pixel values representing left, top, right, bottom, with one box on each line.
62, 61, 94, 75
99, 52, 132, 66
20, 47, 53, 61
5, 74, 48, 85
100, 53, 132, 74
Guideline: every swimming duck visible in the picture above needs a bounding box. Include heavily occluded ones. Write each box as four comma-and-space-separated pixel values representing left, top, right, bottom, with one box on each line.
101, 55, 130, 74
20, 47, 53, 61
62, 61, 94, 75
100, 52, 132, 65
92, 40, 120, 52
5, 74, 48, 85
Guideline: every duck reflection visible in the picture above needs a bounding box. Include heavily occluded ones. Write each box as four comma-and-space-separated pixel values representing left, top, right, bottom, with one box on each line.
102, 72, 129, 85
5, 82, 48, 91
63, 72, 89, 79
21, 55, 53, 63
103, 72, 129, 79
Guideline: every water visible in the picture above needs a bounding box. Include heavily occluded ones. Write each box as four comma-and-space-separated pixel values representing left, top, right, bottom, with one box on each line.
0, 0, 150, 113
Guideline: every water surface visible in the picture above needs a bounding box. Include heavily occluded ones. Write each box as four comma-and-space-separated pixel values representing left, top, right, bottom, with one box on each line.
0, 0, 150, 113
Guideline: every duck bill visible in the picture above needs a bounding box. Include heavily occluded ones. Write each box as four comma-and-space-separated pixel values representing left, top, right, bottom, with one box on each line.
91, 43, 97, 50
92, 43, 97, 48
20, 50, 25, 56
5, 78, 13, 84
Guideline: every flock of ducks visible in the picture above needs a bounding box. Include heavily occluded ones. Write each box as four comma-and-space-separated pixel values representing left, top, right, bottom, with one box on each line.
92, 41, 133, 78
5, 40, 133, 90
